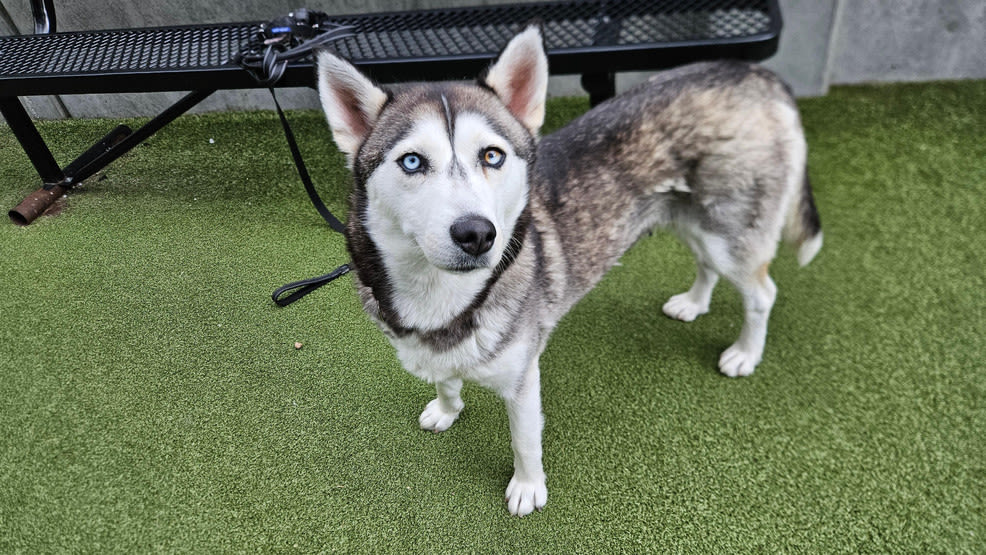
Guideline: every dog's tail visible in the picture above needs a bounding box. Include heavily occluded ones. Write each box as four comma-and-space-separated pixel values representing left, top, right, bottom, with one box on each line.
784, 168, 823, 267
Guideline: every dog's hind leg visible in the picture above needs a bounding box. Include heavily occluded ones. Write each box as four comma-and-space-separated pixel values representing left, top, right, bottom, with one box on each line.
662, 259, 719, 322
667, 220, 778, 376
718, 262, 778, 377
419, 378, 464, 433
663, 222, 726, 322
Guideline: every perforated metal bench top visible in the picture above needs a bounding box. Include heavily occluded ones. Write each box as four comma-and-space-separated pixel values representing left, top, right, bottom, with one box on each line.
0, 0, 779, 96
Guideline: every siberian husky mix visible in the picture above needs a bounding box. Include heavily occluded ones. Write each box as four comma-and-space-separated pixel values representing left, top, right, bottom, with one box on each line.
315, 26, 822, 516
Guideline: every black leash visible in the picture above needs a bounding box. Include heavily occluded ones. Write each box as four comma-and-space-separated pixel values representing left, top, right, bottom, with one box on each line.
271, 259, 351, 307
267, 88, 351, 307
234, 10, 354, 86
269, 89, 346, 234
234, 11, 354, 307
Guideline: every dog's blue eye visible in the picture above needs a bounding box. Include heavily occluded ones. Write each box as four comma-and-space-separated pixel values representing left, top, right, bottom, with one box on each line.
399, 153, 424, 173
481, 148, 505, 169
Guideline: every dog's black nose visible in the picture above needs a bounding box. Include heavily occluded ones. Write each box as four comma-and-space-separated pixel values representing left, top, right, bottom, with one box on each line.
450, 216, 496, 257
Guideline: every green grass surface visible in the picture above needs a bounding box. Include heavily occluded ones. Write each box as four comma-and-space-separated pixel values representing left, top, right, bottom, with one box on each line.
1, 81, 984, 552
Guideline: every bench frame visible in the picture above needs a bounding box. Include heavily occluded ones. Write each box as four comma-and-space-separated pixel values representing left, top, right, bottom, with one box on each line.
1, 0, 782, 225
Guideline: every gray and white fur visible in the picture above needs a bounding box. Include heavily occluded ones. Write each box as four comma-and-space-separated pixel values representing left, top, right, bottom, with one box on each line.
315, 26, 822, 516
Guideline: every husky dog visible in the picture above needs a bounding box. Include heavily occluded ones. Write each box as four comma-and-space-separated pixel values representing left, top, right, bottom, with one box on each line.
315, 26, 821, 516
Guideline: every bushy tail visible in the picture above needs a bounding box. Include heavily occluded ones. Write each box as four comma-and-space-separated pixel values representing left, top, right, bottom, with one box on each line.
784, 169, 823, 267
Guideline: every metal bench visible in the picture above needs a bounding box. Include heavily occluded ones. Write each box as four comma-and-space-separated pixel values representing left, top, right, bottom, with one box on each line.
1, 0, 782, 225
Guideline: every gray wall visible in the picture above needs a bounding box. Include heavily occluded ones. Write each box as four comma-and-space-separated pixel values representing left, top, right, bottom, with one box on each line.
1, 0, 984, 120
830, 1, 985, 85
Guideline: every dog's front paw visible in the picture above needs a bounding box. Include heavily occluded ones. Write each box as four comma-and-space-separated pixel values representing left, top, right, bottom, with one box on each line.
718, 343, 761, 377
662, 293, 709, 322
418, 398, 463, 433
505, 474, 547, 516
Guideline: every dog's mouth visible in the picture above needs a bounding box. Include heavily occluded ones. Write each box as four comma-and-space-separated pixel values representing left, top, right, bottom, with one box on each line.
437, 255, 493, 274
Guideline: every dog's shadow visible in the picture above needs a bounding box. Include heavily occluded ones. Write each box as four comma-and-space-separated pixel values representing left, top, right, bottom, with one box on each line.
546, 240, 737, 383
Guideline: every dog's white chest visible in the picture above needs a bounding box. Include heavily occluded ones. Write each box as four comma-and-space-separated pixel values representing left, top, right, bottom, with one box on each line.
388, 331, 528, 396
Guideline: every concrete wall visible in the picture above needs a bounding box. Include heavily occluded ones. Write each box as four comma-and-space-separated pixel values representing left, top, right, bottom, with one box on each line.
1, 0, 984, 120
830, 0, 985, 85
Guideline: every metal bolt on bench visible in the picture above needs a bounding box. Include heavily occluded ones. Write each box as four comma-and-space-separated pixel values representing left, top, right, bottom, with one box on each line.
1, 0, 781, 225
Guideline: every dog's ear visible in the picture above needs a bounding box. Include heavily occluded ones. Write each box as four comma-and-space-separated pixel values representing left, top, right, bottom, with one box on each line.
316, 51, 388, 166
481, 25, 549, 135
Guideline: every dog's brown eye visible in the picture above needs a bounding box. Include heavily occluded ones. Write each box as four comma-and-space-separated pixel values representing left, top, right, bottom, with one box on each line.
481, 147, 505, 169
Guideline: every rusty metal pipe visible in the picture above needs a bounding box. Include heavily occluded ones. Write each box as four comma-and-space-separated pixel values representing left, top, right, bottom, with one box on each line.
8, 184, 69, 226
7, 124, 133, 226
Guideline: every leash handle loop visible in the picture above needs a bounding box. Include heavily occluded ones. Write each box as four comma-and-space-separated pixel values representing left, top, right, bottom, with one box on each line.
272, 263, 351, 307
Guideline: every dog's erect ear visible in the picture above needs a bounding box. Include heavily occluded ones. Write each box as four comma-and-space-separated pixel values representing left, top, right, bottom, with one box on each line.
481, 25, 549, 135
316, 51, 388, 166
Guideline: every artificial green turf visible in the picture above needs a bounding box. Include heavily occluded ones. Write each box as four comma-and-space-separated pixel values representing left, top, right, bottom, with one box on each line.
1, 81, 984, 553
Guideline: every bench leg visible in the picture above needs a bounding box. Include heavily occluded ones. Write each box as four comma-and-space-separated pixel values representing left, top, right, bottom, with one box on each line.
0, 96, 65, 185
6, 89, 215, 225
580, 72, 615, 107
